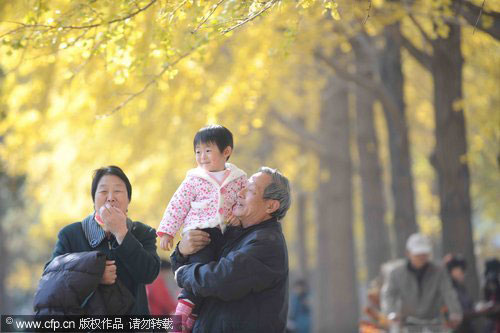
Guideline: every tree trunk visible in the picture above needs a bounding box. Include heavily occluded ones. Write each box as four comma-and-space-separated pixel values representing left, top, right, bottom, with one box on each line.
0, 65, 8, 314
353, 38, 391, 282
379, 22, 418, 256
314, 72, 358, 332
295, 191, 308, 279
431, 20, 479, 297
0, 169, 9, 315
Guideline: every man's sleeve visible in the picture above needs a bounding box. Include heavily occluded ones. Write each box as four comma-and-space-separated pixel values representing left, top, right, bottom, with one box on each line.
381, 268, 399, 315
440, 270, 463, 318
115, 224, 161, 284
177, 237, 287, 302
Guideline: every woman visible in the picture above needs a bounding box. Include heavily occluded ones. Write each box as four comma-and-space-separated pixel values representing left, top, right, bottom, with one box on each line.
34, 166, 160, 315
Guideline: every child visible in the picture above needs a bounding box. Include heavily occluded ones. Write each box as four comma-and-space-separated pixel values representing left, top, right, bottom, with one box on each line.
157, 125, 247, 331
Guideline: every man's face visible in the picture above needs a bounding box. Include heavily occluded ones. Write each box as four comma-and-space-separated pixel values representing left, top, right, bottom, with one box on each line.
408, 253, 430, 269
233, 172, 273, 228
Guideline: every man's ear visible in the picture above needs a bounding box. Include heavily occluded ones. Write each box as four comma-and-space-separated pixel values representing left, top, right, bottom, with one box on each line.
266, 199, 280, 215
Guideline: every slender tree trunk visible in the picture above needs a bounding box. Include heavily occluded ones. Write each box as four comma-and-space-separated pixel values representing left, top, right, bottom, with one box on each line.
295, 191, 308, 279
314, 71, 358, 332
431, 19, 479, 297
353, 38, 391, 282
0, 224, 6, 315
0, 65, 8, 314
0, 170, 9, 315
380, 22, 418, 256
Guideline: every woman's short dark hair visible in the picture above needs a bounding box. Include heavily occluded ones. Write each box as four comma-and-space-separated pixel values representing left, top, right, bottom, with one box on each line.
193, 125, 233, 160
91, 166, 132, 202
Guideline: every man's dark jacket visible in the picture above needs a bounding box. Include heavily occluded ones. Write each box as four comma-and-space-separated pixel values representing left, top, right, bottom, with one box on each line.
34, 251, 135, 315
172, 218, 289, 332
37, 217, 160, 314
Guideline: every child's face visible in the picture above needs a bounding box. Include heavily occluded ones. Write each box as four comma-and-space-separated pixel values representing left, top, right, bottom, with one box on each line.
195, 142, 231, 172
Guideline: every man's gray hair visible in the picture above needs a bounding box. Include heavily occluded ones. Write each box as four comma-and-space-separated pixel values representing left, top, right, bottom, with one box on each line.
259, 167, 291, 220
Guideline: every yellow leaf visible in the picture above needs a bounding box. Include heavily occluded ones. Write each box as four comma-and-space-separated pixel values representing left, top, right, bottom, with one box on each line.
437, 24, 449, 38
481, 15, 493, 29
331, 8, 341, 20
251, 118, 263, 128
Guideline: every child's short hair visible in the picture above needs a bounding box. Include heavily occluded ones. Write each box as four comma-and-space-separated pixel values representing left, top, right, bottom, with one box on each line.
193, 125, 233, 160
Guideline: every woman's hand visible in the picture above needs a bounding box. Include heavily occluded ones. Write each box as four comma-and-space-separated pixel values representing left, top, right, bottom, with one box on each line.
99, 203, 128, 243
179, 229, 211, 256
100, 260, 117, 285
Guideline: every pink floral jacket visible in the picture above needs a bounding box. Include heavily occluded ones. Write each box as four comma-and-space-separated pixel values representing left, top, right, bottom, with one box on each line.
157, 163, 247, 237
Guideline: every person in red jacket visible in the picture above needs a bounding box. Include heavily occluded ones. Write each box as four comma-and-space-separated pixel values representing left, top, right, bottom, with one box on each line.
146, 259, 178, 315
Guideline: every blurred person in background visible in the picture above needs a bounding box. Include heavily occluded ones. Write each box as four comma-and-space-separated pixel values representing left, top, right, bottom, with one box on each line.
443, 254, 475, 332
146, 259, 178, 315
381, 233, 462, 330
288, 279, 311, 333
361, 259, 405, 332
482, 258, 500, 333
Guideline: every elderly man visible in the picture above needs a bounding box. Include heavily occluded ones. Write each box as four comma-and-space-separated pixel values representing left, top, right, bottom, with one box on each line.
381, 233, 462, 329
170, 167, 291, 332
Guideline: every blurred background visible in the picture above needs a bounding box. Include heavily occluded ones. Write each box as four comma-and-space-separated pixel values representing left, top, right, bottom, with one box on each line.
0, 0, 499, 331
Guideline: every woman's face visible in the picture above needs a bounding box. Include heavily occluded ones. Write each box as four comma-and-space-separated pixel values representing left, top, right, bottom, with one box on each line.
94, 174, 130, 215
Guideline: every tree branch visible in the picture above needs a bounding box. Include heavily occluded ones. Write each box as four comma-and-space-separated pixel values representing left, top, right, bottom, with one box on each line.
221, 0, 279, 34
363, 0, 372, 25
168, 0, 189, 22
96, 47, 195, 119
399, 34, 432, 71
268, 109, 330, 156
2, 0, 157, 34
473, 0, 486, 34
315, 50, 379, 99
0, 24, 32, 39
68, 37, 104, 83
408, 14, 435, 47
461, 0, 500, 39
350, 31, 380, 77
407, 12, 453, 57
192, 0, 226, 33
314, 50, 406, 133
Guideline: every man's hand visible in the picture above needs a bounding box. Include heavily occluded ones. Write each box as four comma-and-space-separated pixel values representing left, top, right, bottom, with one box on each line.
99, 203, 128, 243
226, 214, 241, 227
160, 234, 174, 251
100, 260, 117, 285
179, 229, 211, 256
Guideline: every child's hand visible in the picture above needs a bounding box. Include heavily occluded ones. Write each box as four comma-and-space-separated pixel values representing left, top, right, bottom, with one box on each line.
160, 234, 174, 251
227, 214, 241, 227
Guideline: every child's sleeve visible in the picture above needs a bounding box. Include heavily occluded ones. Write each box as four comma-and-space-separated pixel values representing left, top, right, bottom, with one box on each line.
157, 177, 197, 238
236, 174, 248, 191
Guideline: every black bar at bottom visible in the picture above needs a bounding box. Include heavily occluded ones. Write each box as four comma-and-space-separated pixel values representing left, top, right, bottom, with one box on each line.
1, 315, 181, 332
